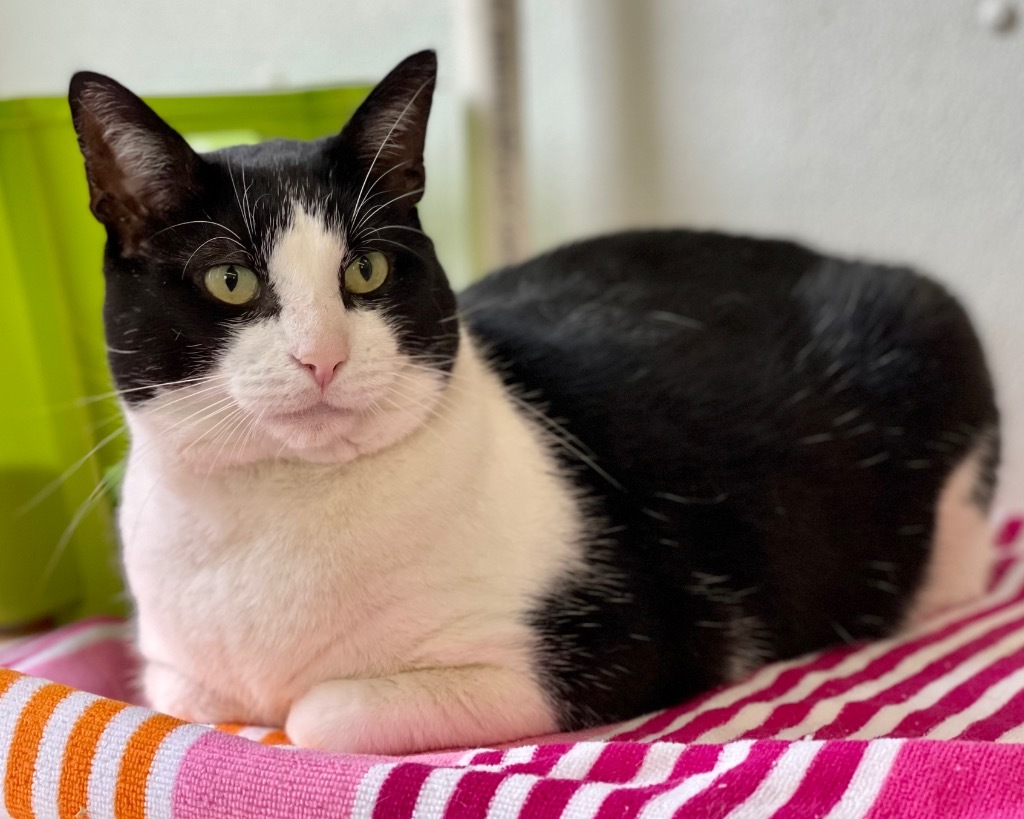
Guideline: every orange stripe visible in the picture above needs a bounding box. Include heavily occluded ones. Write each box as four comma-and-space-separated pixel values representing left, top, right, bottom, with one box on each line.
57, 698, 129, 819
0, 669, 24, 696
260, 730, 291, 745
5, 681, 74, 819
112, 714, 185, 819
215, 723, 244, 735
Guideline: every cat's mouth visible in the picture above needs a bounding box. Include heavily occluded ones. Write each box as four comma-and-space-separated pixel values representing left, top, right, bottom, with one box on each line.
271, 402, 358, 424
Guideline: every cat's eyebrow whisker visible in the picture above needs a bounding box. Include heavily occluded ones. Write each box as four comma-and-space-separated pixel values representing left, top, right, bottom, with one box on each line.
361, 237, 428, 262
350, 75, 434, 229
359, 224, 427, 240
350, 158, 412, 228
228, 163, 256, 247
148, 220, 244, 243
352, 187, 425, 235
182, 235, 249, 278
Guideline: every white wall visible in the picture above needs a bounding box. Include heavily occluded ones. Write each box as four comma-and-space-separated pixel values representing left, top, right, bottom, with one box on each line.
522, 0, 1024, 515
4, 0, 1023, 510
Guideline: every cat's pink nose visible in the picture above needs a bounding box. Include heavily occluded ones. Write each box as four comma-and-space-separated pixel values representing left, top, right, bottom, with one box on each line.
295, 353, 345, 390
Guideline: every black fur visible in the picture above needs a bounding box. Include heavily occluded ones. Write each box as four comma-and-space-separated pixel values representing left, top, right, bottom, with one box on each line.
461, 231, 999, 729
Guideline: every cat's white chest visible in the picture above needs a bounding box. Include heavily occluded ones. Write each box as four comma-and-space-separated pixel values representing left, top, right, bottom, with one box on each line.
119, 351, 586, 726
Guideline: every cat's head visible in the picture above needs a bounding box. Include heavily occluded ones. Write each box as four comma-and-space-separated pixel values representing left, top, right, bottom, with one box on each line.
69, 51, 459, 467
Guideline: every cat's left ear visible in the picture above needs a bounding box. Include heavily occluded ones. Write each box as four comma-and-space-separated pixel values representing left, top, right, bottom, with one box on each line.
331, 51, 437, 210
69, 72, 202, 253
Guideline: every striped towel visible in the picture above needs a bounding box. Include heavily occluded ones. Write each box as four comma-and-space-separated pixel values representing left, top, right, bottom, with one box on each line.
0, 517, 1022, 818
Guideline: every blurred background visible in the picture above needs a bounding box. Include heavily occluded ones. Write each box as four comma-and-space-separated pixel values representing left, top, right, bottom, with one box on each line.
1, 0, 1022, 625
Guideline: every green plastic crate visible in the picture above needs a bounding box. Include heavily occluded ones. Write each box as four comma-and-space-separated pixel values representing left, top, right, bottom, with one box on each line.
0, 84, 369, 628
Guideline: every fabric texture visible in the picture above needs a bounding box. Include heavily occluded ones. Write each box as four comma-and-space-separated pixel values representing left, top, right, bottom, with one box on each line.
1, 517, 1023, 818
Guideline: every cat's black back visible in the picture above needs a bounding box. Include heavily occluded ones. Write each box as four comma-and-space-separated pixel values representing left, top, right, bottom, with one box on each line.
461, 230, 998, 728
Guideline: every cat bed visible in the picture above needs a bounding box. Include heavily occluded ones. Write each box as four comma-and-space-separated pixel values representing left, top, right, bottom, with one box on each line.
1, 519, 1022, 818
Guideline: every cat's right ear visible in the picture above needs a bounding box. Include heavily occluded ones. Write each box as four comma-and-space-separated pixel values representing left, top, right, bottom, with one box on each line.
69, 72, 201, 253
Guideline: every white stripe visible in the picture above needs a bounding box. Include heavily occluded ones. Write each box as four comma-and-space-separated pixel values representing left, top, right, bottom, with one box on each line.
637, 741, 753, 819
768, 597, 1024, 742
561, 783, 621, 818
845, 616, 1024, 740
14, 622, 129, 675
86, 706, 155, 819
31, 690, 97, 819
351, 763, 399, 819
823, 739, 902, 819
629, 743, 688, 785
236, 726, 276, 742
553, 743, 692, 819
485, 773, 540, 818
500, 745, 537, 766
929, 664, 1024, 740
548, 742, 606, 779
725, 741, 821, 818
144, 723, 211, 819
0, 676, 49, 819
629, 556, 1024, 744
411, 768, 471, 819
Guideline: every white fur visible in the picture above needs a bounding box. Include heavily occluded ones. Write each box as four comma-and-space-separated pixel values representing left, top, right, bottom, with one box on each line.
120, 205, 584, 753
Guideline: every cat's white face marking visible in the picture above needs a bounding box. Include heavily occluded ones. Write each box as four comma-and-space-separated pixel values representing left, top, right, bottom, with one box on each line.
132, 201, 446, 468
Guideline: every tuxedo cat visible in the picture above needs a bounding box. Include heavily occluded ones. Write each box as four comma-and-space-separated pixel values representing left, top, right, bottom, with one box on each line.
69, 51, 998, 754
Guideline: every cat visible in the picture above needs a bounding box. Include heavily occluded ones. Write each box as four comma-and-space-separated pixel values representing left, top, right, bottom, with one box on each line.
68, 50, 999, 754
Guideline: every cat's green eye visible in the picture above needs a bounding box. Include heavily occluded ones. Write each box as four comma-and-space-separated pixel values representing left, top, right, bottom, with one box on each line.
204, 264, 260, 305
344, 252, 390, 295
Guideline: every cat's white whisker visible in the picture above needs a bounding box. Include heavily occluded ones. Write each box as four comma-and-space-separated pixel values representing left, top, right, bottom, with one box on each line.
38, 467, 120, 590
17, 424, 127, 516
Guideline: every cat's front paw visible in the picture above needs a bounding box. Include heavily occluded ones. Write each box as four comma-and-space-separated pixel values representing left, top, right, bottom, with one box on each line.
285, 666, 557, 754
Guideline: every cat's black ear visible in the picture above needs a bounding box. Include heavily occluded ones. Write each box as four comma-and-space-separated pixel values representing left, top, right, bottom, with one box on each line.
332, 51, 437, 210
69, 72, 201, 252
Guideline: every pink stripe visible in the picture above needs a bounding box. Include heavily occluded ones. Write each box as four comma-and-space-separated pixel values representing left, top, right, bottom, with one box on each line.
585, 743, 654, 784
772, 741, 867, 817
173, 730, 377, 819
808, 610, 1024, 740
593, 744, 723, 819
440, 770, 505, 819
997, 517, 1023, 548
680, 741, 788, 815
882, 650, 1024, 739
957, 686, 1024, 741
0, 616, 121, 668
16, 638, 138, 702
867, 741, 1024, 817
519, 778, 581, 817
372, 763, 434, 819
467, 750, 503, 766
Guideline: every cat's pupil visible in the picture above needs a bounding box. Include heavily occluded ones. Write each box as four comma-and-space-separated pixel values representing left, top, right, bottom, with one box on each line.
224, 266, 238, 292
358, 256, 372, 282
